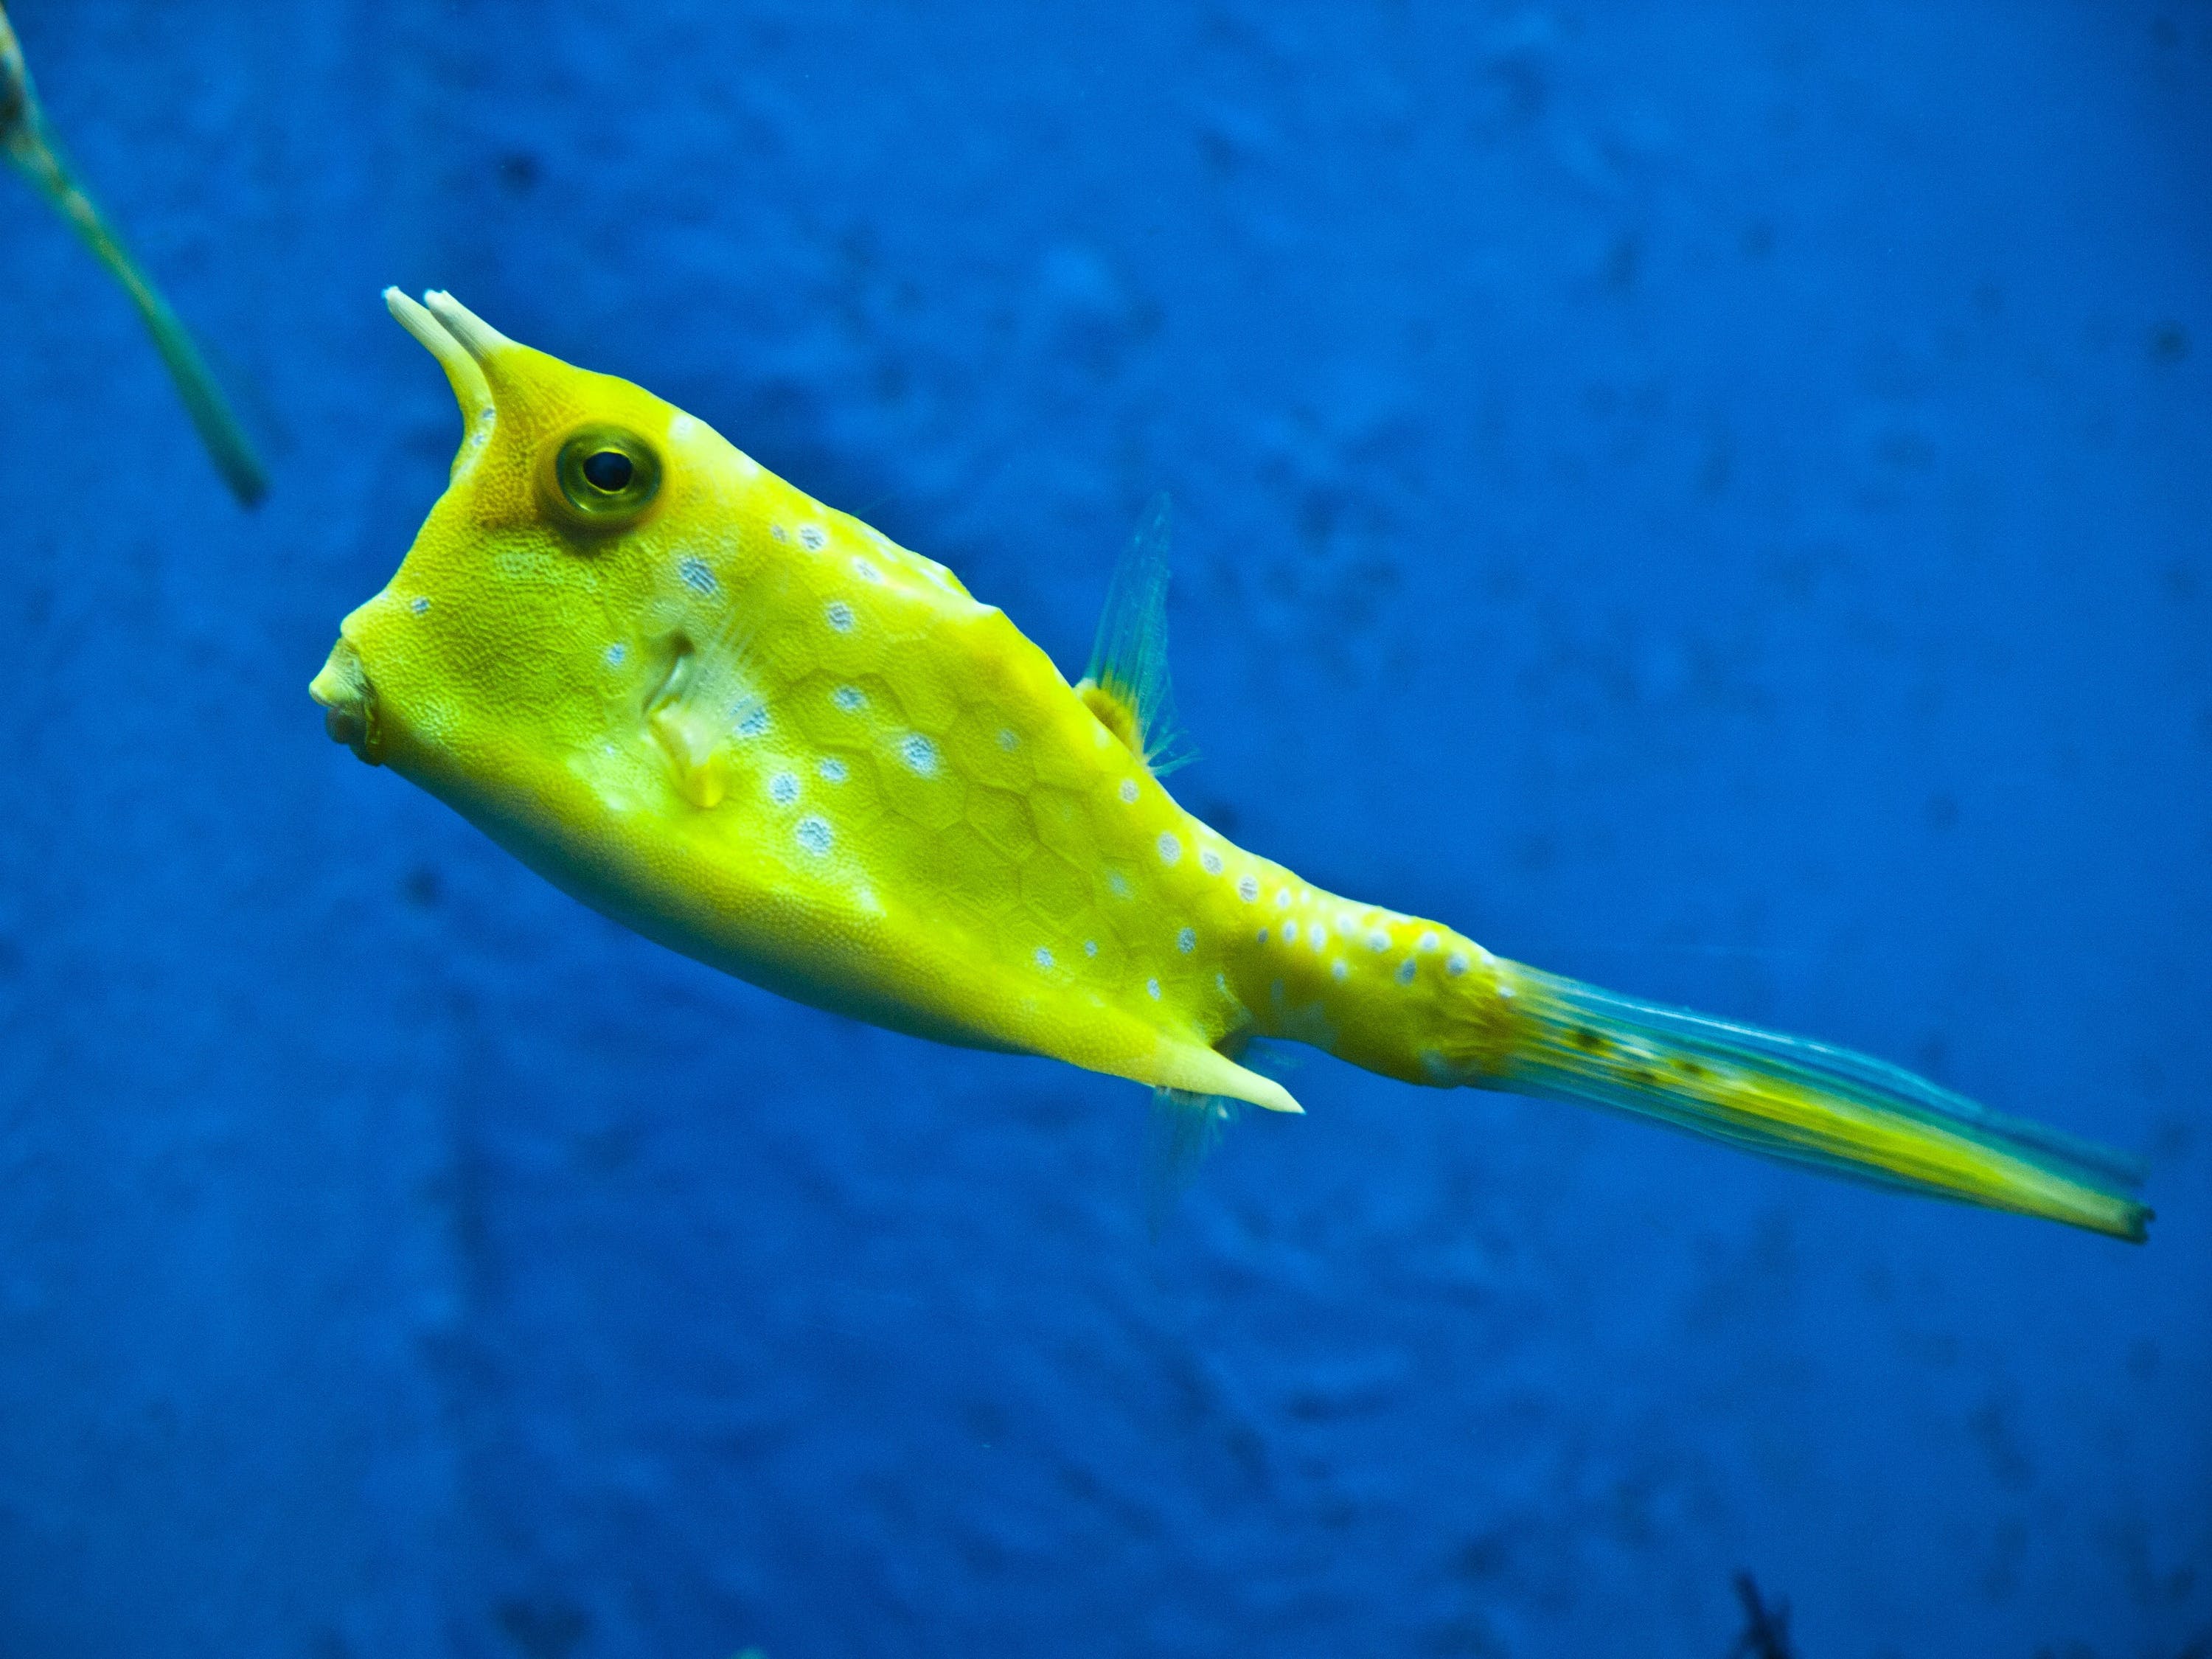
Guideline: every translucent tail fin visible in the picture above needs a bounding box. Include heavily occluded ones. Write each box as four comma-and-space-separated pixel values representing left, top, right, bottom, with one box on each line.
1497, 964, 2151, 1242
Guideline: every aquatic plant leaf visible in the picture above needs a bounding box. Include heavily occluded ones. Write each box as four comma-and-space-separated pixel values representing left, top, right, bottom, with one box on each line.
0, 4, 268, 505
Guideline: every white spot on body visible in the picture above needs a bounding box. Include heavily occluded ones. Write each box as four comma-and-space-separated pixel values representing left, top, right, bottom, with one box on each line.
1146, 978, 1161, 999
409, 595, 431, 616
795, 815, 833, 855
900, 734, 939, 776
768, 772, 800, 805
1119, 779, 1140, 804
832, 686, 866, 712
1035, 946, 1054, 969
1332, 959, 1349, 982
1200, 849, 1223, 875
1368, 929, 1391, 952
678, 557, 717, 595
824, 600, 855, 632
1396, 959, 1417, 985
735, 706, 771, 739
998, 728, 1020, 751
818, 757, 848, 783
1498, 982, 1516, 1000
1107, 871, 1131, 898
1178, 927, 1197, 953
1446, 952, 1470, 977
1083, 939, 1098, 958
1156, 832, 1182, 864
852, 557, 883, 583
1417, 931, 1439, 953
1275, 888, 1292, 908
1256, 927, 1270, 943
1310, 928, 1326, 953
798, 524, 827, 551
1237, 875, 1260, 903
1281, 921, 1299, 944
770, 523, 789, 543
603, 642, 626, 667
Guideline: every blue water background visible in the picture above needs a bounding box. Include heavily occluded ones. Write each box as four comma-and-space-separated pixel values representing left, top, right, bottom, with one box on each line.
1, 4, 2205, 1655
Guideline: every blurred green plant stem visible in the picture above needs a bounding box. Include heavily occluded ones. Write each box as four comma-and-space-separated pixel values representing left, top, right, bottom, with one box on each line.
1, 3, 267, 505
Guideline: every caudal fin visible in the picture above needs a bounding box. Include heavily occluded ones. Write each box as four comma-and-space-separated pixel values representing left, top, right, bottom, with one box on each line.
1492, 965, 2151, 1242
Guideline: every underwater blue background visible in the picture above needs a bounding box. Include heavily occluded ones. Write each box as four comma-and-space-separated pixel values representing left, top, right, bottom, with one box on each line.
1, 2, 2206, 1655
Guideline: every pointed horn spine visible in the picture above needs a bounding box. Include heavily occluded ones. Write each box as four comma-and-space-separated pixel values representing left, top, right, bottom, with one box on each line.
420, 290, 515, 363
384, 286, 495, 464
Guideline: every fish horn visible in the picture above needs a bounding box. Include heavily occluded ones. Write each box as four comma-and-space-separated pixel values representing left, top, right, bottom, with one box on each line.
384, 286, 495, 457
420, 290, 515, 363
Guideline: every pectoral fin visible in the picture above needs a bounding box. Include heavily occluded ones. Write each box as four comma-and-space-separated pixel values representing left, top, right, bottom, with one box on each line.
641, 613, 764, 810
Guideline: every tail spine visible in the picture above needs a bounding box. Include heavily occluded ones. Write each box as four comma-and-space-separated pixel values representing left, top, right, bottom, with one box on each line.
1481, 963, 2150, 1242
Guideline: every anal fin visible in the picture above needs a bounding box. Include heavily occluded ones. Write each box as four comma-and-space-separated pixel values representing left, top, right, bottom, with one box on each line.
1146, 1088, 1242, 1234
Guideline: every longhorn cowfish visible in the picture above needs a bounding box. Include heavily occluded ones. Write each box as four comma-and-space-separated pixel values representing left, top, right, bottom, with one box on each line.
310, 291, 2152, 1243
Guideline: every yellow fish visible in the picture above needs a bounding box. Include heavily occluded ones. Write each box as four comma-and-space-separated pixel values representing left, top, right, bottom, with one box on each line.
313, 291, 2152, 1242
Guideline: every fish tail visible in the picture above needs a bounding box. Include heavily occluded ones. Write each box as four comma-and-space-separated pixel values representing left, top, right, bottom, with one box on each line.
1430, 959, 2152, 1242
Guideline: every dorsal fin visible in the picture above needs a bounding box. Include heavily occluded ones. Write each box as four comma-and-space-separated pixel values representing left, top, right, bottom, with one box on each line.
1077, 493, 1194, 776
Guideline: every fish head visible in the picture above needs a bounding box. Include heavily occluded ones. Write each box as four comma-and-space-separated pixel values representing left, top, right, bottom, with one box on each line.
310, 290, 732, 818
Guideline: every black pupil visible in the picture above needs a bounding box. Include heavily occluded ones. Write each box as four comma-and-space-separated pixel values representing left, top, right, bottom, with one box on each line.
581, 450, 633, 492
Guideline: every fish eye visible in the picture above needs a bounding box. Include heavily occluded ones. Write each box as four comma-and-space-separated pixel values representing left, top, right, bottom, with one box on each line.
550, 425, 661, 531
582, 450, 632, 491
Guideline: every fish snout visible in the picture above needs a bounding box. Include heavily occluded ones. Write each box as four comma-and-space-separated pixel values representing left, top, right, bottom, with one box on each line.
309, 637, 384, 765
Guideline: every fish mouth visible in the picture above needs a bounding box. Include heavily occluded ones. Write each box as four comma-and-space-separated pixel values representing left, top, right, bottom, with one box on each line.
309, 636, 383, 765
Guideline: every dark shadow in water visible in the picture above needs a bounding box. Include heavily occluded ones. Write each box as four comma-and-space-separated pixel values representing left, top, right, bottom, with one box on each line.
1729, 1573, 1795, 1659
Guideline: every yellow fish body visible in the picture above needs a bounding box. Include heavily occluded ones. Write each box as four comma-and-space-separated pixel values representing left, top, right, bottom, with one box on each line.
313, 291, 2152, 1242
